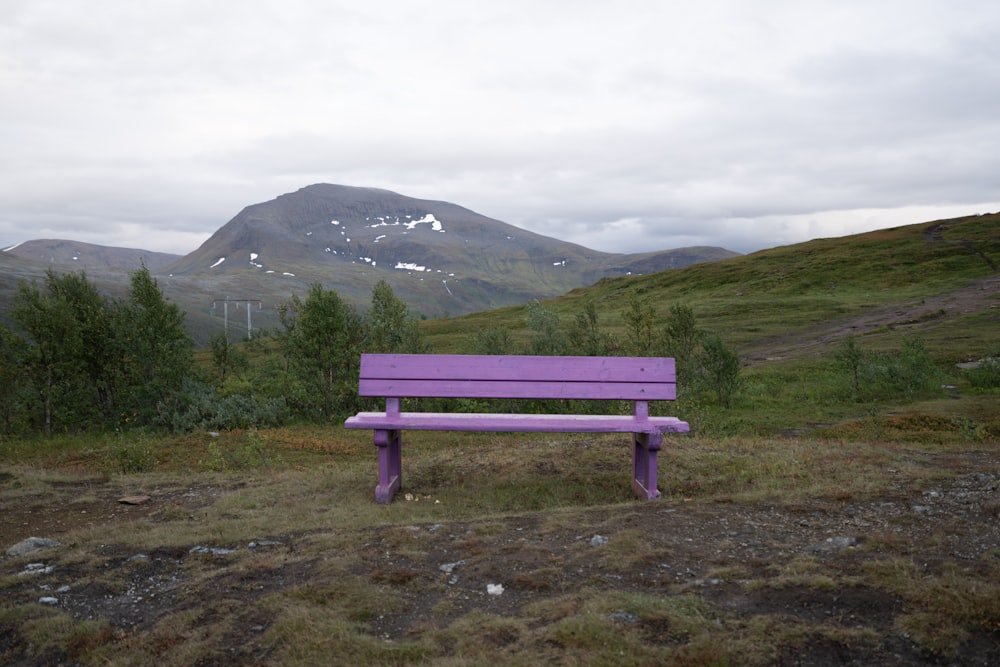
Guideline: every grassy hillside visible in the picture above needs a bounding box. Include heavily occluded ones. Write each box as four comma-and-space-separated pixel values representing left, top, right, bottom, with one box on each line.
421, 214, 1000, 438
423, 215, 998, 350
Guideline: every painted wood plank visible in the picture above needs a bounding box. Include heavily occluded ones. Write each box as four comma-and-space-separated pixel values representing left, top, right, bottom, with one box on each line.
360, 354, 676, 383
345, 412, 690, 434
358, 378, 676, 401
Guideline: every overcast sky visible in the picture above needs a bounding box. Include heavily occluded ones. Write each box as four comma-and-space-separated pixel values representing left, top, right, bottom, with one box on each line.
2, 1, 998, 257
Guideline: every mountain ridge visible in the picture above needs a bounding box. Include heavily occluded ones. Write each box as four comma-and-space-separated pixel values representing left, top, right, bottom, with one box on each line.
3, 239, 180, 272
0, 183, 739, 342
160, 183, 737, 315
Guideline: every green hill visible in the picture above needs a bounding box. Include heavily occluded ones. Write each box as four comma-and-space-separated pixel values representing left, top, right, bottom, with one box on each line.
421, 214, 1000, 438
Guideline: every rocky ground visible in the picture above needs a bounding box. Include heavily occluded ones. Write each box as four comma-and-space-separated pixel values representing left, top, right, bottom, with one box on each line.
2, 450, 999, 665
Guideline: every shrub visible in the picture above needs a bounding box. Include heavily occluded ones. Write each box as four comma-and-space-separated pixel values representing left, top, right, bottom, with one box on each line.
156, 379, 289, 432
694, 334, 743, 408
964, 357, 1000, 390
836, 336, 945, 402
106, 432, 156, 473
202, 429, 282, 472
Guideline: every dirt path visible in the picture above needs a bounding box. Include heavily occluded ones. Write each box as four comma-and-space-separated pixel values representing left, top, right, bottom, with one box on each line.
743, 273, 999, 363
744, 221, 999, 363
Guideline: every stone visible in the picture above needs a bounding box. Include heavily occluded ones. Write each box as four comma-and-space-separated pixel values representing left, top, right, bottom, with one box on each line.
439, 560, 466, 574
807, 536, 860, 553
6, 537, 62, 558
189, 546, 237, 556
609, 609, 640, 623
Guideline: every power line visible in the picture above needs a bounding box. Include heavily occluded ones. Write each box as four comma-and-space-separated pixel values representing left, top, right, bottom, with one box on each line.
212, 298, 262, 340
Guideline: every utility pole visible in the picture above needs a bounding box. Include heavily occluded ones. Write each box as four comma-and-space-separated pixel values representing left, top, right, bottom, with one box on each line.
212, 298, 262, 341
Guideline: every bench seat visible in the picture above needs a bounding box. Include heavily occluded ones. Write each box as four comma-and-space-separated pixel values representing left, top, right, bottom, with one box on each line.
346, 411, 688, 434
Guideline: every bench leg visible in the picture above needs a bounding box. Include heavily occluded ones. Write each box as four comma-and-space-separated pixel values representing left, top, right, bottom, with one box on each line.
374, 429, 402, 503
632, 432, 662, 500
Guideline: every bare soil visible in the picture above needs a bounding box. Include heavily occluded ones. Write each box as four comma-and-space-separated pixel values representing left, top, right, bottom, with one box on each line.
2, 450, 999, 665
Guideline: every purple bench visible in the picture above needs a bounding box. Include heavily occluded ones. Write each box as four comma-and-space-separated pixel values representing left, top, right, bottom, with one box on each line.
344, 353, 689, 503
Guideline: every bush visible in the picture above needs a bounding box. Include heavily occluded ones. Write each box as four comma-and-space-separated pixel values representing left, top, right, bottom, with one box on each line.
964, 357, 1000, 390
156, 379, 289, 432
106, 432, 156, 473
202, 429, 282, 472
836, 336, 945, 402
693, 334, 743, 408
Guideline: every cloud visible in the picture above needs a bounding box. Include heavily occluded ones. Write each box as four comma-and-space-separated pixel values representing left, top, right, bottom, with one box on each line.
1, 0, 999, 257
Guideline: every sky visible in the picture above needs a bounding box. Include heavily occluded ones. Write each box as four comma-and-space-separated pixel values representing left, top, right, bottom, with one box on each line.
2, 0, 999, 257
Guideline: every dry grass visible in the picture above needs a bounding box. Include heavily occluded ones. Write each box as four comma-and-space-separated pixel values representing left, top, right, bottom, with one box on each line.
2, 427, 999, 665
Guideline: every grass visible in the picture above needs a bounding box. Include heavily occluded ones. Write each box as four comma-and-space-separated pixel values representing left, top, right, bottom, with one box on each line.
2, 426, 999, 664
422, 215, 999, 347
2, 215, 999, 663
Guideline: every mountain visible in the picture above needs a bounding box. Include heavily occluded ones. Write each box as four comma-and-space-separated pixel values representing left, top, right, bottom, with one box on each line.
164, 184, 737, 316
3, 239, 180, 272
0, 184, 738, 343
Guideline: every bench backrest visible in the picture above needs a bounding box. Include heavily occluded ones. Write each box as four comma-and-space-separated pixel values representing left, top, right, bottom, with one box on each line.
358, 354, 677, 402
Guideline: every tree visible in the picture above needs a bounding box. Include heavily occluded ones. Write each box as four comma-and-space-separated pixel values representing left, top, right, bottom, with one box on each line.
568, 301, 617, 356
49, 270, 118, 419
696, 334, 743, 408
9, 271, 108, 435
622, 294, 658, 356
114, 266, 194, 423
470, 327, 516, 355
3, 267, 195, 434
365, 280, 426, 354
834, 335, 865, 397
525, 301, 565, 355
279, 283, 365, 419
833, 335, 943, 402
663, 303, 700, 380
0, 324, 27, 434
209, 330, 248, 382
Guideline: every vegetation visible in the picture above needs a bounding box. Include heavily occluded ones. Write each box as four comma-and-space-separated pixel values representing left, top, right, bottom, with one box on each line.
0, 214, 998, 664
1, 428, 997, 664
421, 214, 1000, 438
0, 276, 430, 437
1, 267, 192, 436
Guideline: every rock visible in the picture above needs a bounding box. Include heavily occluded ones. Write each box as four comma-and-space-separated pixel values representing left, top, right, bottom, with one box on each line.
609, 609, 640, 623
690, 578, 724, 586
486, 583, 504, 596
439, 560, 466, 574
189, 546, 237, 556
807, 536, 860, 553
18, 563, 55, 576
956, 357, 996, 370
590, 535, 609, 547
38, 597, 59, 605
6, 537, 63, 558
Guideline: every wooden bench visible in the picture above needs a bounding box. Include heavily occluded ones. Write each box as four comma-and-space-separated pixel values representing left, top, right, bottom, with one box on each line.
344, 353, 689, 503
